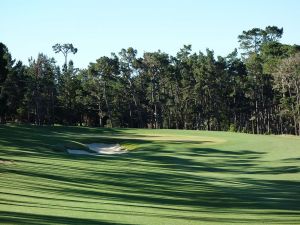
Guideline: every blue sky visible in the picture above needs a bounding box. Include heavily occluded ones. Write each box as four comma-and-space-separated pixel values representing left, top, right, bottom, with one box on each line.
1, 0, 299, 68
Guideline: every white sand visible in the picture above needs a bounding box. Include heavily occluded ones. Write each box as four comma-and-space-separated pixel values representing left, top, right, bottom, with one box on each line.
67, 143, 127, 155
0, 159, 14, 164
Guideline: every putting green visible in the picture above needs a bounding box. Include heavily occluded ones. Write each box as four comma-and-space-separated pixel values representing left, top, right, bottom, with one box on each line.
0, 125, 300, 225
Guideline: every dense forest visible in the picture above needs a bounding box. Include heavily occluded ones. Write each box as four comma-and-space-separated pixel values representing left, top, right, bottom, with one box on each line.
1, 26, 300, 135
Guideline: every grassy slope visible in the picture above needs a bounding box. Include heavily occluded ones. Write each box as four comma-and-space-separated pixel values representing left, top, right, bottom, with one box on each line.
0, 125, 300, 225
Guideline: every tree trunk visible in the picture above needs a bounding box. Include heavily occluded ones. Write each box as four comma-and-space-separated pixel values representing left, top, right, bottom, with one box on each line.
103, 81, 112, 127
98, 103, 103, 127
128, 79, 143, 128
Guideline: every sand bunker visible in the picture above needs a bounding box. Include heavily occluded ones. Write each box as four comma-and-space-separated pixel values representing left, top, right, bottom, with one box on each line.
67, 143, 127, 155
0, 159, 14, 165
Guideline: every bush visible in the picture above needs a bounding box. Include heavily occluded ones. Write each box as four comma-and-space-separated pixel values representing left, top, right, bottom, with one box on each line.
229, 123, 237, 132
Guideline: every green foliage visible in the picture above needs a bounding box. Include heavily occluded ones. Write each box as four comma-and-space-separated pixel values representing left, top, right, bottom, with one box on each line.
238, 26, 283, 56
0, 43, 13, 123
52, 43, 78, 67
228, 123, 237, 132
1, 26, 300, 135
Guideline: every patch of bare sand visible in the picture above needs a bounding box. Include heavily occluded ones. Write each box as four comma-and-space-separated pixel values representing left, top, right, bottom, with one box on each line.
67, 143, 127, 155
0, 159, 14, 165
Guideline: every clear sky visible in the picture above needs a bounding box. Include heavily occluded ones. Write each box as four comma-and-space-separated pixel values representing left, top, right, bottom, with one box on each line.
1, 0, 299, 68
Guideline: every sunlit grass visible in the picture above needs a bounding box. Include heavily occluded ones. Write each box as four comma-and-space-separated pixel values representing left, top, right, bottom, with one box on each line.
0, 125, 300, 224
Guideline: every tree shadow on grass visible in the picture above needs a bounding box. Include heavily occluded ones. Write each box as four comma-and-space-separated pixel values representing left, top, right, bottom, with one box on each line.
1, 125, 300, 224
0, 211, 131, 225
3, 143, 300, 210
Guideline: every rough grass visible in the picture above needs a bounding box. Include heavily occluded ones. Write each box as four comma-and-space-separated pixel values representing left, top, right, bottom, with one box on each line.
0, 125, 300, 224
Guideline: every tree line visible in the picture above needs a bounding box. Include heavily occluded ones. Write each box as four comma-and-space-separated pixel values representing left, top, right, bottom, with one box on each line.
0, 26, 300, 135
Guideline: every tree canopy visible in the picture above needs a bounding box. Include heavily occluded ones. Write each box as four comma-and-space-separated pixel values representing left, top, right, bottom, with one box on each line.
1, 25, 300, 135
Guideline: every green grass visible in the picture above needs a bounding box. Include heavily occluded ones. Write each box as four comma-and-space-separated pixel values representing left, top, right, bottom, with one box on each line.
0, 125, 300, 225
